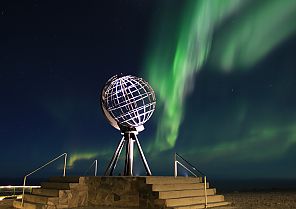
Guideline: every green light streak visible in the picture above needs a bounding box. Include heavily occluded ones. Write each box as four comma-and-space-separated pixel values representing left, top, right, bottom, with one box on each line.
145, 0, 246, 151
144, 0, 296, 152
211, 0, 296, 71
68, 152, 98, 167
183, 122, 296, 163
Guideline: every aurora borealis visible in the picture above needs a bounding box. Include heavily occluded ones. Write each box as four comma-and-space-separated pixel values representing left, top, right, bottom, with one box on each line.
144, 0, 296, 152
0, 0, 296, 180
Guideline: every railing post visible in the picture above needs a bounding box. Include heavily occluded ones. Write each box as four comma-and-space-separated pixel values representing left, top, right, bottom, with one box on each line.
21, 176, 27, 207
63, 153, 67, 177
204, 176, 208, 208
174, 153, 177, 177
95, 160, 98, 176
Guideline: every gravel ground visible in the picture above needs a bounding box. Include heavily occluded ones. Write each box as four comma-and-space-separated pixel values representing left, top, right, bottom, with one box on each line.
224, 190, 296, 209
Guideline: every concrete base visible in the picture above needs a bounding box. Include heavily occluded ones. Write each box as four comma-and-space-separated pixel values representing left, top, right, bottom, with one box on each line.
85, 177, 150, 207
13, 176, 230, 209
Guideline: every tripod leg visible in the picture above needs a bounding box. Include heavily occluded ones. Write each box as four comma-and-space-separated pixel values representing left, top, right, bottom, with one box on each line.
124, 133, 134, 176
104, 136, 125, 176
134, 134, 152, 176
127, 136, 134, 176
124, 135, 129, 175
110, 139, 125, 176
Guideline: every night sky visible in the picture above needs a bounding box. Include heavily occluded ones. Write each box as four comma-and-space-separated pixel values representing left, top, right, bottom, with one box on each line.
1, 0, 296, 180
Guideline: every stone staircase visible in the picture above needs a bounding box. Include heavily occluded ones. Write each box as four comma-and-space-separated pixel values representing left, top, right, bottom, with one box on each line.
13, 176, 88, 209
13, 176, 230, 209
146, 177, 230, 209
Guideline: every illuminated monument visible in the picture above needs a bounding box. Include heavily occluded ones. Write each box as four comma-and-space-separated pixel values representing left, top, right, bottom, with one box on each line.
101, 75, 156, 176
13, 74, 229, 209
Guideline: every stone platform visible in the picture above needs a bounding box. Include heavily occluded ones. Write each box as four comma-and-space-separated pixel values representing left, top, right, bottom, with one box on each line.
13, 176, 230, 209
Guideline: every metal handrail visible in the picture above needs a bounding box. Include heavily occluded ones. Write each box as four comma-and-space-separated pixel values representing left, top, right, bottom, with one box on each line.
0, 186, 40, 199
84, 160, 98, 176
175, 153, 205, 176
21, 153, 67, 206
0, 186, 41, 189
204, 176, 208, 208
175, 161, 198, 177
174, 152, 208, 208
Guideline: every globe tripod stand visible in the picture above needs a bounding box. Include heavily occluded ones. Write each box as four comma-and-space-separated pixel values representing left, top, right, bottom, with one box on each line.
104, 131, 152, 176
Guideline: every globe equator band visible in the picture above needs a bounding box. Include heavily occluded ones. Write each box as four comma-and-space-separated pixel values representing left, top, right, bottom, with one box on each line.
107, 93, 154, 112
113, 103, 155, 120
107, 93, 154, 114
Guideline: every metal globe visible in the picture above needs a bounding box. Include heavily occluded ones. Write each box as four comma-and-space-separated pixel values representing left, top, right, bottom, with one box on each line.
101, 75, 156, 130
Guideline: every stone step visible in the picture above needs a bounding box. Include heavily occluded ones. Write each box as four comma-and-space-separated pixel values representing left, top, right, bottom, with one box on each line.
158, 195, 224, 207
174, 201, 231, 209
153, 183, 209, 192
23, 194, 59, 205
13, 199, 43, 209
32, 188, 59, 197
158, 188, 216, 199
40, 182, 77, 190
48, 176, 80, 183
146, 177, 202, 184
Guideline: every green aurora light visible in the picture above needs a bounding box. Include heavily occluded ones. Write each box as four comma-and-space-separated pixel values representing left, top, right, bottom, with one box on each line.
144, 0, 296, 152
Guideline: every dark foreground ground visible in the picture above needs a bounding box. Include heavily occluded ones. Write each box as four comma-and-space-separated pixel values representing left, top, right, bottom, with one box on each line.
1, 190, 296, 209
224, 190, 296, 208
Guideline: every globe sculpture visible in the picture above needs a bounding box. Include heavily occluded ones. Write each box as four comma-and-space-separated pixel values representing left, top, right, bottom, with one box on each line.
101, 75, 156, 176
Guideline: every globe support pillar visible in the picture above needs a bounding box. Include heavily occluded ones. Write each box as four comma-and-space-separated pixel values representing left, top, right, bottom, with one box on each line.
124, 133, 134, 176
104, 131, 152, 176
